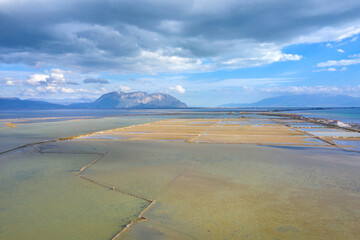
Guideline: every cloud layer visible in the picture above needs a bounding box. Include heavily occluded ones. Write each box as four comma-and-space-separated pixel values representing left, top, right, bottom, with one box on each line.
83, 78, 109, 84
1, 0, 360, 74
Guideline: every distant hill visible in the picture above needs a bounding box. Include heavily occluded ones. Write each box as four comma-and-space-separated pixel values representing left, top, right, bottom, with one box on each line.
220, 94, 360, 107
0, 91, 187, 109
70, 91, 187, 109
0, 97, 65, 109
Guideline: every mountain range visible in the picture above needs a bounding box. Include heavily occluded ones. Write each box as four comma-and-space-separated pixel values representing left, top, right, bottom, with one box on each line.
0, 91, 187, 109
0, 97, 64, 109
2, 93, 360, 109
220, 94, 360, 107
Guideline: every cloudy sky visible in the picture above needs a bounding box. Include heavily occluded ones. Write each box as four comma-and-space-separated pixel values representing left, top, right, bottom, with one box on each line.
1, 0, 360, 106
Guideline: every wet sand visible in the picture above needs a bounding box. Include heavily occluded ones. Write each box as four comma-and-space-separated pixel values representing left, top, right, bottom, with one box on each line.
79, 118, 336, 147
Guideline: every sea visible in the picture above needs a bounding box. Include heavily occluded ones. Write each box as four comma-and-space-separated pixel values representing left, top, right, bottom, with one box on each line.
285, 108, 360, 125
1, 107, 360, 124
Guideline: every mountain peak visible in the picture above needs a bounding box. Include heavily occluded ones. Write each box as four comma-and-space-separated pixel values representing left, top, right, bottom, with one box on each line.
71, 91, 187, 109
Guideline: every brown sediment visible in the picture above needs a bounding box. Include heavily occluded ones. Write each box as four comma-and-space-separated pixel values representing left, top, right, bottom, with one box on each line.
186, 120, 220, 143
82, 118, 329, 146
71, 117, 360, 152
5, 122, 16, 128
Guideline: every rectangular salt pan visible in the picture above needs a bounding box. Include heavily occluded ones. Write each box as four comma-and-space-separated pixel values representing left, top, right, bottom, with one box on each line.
308, 131, 360, 137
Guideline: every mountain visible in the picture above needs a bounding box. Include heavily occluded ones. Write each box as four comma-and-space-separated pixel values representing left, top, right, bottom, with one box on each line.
70, 91, 187, 109
220, 94, 360, 107
0, 91, 187, 109
27, 97, 97, 105
0, 97, 65, 109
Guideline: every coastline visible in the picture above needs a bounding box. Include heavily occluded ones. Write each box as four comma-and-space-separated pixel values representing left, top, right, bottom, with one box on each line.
260, 112, 360, 132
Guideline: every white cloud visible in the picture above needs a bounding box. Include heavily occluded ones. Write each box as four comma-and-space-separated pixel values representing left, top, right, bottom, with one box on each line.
209, 78, 300, 88
119, 85, 131, 92
349, 53, 360, 58
337, 49, 344, 53
4, 79, 16, 86
36, 86, 57, 93
26, 74, 48, 86
60, 87, 75, 93
280, 71, 298, 76
260, 85, 360, 95
293, 24, 360, 44
24, 68, 73, 87
169, 85, 186, 94
317, 58, 360, 67
35, 86, 86, 95
48, 68, 71, 74
23, 89, 37, 96
132, 50, 207, 73
222, 53, 301, 66
47, 72, 66, 85
0, 77, 16, 86
78, 88, 89, 93
313, 67, 337, 72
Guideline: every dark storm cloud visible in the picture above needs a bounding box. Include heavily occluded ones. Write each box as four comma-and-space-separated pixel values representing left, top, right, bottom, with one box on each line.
0, 0, 360, 73
83, 78, 109, 84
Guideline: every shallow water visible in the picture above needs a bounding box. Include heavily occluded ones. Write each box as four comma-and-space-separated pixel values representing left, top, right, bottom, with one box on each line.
0, 116, 162, 152
299, 127, 339, 132
0, 142, 148, 240
288, 123, 326, 128
288, 108, 360, 124
116, 142, 360, 240
308, 131, 360, 137
79, 134, 121, 140
333, 140, 360, 151
301, 138, 329, 145
219, 120, 246, 125
1, 112, 360, 240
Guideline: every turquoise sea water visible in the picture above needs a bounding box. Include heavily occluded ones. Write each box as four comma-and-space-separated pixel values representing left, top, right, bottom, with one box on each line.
288, 108, 360, 124
2, 108, 359, 123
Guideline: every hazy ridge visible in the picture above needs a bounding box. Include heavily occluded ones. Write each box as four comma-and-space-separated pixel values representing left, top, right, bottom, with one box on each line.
0, 91, 187, 109
220, 94, 360, 107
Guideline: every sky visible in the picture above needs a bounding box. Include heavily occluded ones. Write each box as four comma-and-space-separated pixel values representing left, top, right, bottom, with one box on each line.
0, 0, 360, 107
